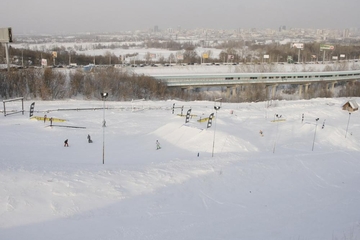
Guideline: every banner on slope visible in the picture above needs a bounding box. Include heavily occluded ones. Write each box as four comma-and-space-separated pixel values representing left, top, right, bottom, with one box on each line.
185, 109, 192, 123
207, 113, 214, 128
29, 102, 35, 117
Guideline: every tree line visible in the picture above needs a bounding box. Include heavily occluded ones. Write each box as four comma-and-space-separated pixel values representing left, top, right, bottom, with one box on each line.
2, 41, 360, 67
1, 66, 360, 103
0, 67, 184, 100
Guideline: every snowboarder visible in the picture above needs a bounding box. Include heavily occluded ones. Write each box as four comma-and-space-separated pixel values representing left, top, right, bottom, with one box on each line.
87, 134, 93, 143
64, 139, 69, 147
156, 140, 161, 150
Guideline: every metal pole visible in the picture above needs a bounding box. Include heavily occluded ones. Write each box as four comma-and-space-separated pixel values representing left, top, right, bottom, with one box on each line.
102, 99, 105, 164
100, 92, 108, 164
212, 99, 222, 157
345, 112, 351, 138
273, 114, 280, 153
312, 118, 319, 151
212, 110, 218, 157
5, 43, 10, 72
22, 98, 24, 115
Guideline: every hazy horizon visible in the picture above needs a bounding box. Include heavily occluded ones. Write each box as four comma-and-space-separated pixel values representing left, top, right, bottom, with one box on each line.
2, 0, 360, 34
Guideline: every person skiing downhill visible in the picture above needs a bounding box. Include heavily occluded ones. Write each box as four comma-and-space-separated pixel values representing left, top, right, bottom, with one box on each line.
156, 140, 161, 150
87, 134, 93, 143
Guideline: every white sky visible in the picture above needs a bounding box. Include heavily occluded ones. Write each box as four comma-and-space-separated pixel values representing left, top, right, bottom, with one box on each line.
1, 0, 359, 34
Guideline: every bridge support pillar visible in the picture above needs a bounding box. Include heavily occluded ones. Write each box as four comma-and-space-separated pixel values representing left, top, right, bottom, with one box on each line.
271, 84, 278, 99
298, 85, 303, 96
327, 82, 336, 92
232, 86, 237, 96
302, 83, 311, 99
348, 80, 356, 87
265, 85, 270, 99
226, 86, 231, 99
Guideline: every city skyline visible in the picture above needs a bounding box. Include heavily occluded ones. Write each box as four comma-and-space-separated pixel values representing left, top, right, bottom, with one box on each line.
1, 0, 359, 35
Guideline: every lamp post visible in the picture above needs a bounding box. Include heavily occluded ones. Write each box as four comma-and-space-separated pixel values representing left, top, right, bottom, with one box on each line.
312, 118, 319, 151
101, 92, 108, 164
212, 98, 222, 157
273, 114, 282, 153
345, 112, 351, 138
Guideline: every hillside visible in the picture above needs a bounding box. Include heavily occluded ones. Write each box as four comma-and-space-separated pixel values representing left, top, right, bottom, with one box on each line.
0, 98, 360, 240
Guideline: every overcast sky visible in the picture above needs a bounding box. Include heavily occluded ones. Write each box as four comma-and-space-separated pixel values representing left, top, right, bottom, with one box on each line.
1, 0, 359, 34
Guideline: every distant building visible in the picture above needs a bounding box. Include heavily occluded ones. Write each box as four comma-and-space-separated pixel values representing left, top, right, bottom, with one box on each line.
343, 28, 350, 39
154, 25, 159, 33
279, 25, 286, 32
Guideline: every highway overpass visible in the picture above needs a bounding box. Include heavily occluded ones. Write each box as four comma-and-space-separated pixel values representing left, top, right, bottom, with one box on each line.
150, 70, 360, 98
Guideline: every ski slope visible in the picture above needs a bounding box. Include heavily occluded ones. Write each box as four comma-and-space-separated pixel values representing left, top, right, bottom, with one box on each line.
0, 98, 360, 240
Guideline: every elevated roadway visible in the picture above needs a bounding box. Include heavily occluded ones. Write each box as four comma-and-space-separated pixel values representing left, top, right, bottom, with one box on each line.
150, 70, 360, 99
151, 70, 360, 87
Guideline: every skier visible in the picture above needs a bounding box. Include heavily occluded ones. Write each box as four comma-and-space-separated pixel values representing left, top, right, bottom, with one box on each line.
87, 134, 93, 143
64, 139, 69, 147
156, 140, 161, 150
44, 114, 47, 123
50, 117, 53, 126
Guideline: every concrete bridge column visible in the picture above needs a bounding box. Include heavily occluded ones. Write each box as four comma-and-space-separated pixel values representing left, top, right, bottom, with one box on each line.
298, 85, 303, 96
186, 87, 193, 94
226, 86, 231, 98
271, 84, 278, 99
232, 86, 238, 96
348, 80, 356, 87
304, 83, 310, 94
327, 82, 337, 92
265, 85, 270, 99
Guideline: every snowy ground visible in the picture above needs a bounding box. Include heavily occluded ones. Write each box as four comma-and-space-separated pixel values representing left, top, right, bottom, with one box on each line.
1, 98, 360, 240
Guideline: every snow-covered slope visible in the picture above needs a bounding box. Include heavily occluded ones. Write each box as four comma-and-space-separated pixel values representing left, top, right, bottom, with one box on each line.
0, 98, 360, 240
